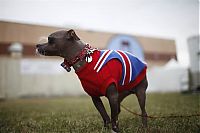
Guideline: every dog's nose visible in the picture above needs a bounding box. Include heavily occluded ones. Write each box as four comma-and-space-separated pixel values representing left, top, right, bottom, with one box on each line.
36, 44, 41, 48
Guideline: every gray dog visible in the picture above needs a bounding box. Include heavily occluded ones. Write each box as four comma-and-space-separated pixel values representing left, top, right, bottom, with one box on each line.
36, 29, 148, 132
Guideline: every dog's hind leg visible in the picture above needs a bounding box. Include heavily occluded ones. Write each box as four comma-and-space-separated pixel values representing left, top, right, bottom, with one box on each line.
135, 76, 148, 127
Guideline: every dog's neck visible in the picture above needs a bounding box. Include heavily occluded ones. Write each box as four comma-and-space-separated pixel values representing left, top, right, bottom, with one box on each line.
62, 40, 86, 60
62, 40, 87, 71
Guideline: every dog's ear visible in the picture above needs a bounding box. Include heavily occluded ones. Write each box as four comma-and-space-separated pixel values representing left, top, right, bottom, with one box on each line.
66, 29, 80, 41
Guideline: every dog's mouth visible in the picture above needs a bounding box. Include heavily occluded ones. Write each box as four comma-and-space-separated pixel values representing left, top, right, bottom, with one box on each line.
36, 48, 46, 56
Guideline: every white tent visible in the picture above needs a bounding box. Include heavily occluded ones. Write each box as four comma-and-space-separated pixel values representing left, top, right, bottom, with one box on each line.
147, 59, 189, 92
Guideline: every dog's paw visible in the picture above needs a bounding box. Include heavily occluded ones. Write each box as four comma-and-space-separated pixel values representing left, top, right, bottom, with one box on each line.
111, 126, 120, 133
111, 129, 118, 133
104, 120, 111, 129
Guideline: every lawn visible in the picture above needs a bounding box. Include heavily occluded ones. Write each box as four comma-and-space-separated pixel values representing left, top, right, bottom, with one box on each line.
0, 93, 199, 133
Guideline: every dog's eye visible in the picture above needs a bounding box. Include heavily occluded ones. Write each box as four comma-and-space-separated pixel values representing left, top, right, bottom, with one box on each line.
48, 37, 54, 44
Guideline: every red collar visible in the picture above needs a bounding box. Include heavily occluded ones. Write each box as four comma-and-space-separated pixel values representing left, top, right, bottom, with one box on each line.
61, 44, 94, 72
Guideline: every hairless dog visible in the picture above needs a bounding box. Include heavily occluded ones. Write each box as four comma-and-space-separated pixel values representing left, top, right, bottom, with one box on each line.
36, 29, 148, 132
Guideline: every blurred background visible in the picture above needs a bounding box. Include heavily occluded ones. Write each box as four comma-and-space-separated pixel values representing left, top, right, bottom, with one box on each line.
0, 0, 199, 99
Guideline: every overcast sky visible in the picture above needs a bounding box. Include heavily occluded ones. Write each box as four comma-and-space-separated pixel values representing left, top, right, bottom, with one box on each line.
0, 0, 199, 67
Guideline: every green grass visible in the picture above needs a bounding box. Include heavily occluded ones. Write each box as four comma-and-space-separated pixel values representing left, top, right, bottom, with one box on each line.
0, 93, 199, 133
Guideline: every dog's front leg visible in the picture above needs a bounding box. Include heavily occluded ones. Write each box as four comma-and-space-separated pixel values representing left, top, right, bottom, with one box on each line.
106, 84, 120, 133
91, 97, 111, 128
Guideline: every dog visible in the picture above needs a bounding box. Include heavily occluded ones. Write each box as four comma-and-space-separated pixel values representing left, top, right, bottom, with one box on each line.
36, 29, 148, 132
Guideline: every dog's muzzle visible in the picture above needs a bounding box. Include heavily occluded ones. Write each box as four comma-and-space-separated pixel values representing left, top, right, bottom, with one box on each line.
36, 44, 46, 55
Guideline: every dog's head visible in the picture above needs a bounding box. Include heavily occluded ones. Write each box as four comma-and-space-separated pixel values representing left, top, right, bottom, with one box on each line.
36, 29, 80, 57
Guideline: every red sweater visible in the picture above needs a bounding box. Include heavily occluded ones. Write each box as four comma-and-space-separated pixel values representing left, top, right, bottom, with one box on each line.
75, 50, 147, 97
